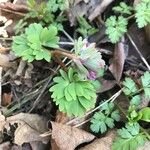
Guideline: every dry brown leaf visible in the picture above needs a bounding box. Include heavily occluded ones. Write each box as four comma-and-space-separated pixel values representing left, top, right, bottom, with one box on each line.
88, 0, 115, 21
0, 142, 10, 150
0, 113, 49, 146
14, 121, 48, 145
51, 121, 95, 150
109, 37, 128, 82
55, 111, 70, 124
97, 79, 116, 93
79, 130, 116, 150
2, 92, 12, 106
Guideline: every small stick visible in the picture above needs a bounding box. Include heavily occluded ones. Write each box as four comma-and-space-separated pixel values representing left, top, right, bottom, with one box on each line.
62, 29, 74, 43
127, 33, 150, 70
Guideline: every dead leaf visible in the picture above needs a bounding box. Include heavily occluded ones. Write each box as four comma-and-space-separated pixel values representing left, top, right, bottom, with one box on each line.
0, 142, 10, 150
51, 121, 95, 150
0, 113, 49, 146
79, 130, 116, 150
109, 37, 128, 82
2, 92, 12, 106
88, 0, 115, 21
55, 111, 70, 124
97, 79, 116, 93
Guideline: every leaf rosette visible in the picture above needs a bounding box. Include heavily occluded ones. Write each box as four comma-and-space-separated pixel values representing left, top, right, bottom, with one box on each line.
12, 23, 59, 62
49, 68, 97, 116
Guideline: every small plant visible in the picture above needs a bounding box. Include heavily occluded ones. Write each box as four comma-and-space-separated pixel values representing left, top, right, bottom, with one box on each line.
90, 102, 120, 133
112, 123, 147, 150
74, 37, 105, 79
49, 68, 97, 116
90, 71, 150, 149
77, 17, 98, 37
15, 0, 67, 34
12, 23, 59, 62
105, 0, 150, 43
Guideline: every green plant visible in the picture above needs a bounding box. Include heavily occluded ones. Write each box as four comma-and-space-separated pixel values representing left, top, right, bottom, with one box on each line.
49, 68, 97, 116
112, 123, 147, 150
90, 102, 120, 133
77, 17, 98, 37
90, 71, 150, 149
27, 0, 67, 24
111, 71, 150, 150
74, 37, 105, 79
105, 16, 128, 43
105, 0, 150, 43
12, 23, 59, 62
15, 0, 67, 34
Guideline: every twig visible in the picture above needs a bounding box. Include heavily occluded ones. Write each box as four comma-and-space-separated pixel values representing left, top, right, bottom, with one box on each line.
59, 42, 74, 46
0, 7, 26, 16
62, 29, 74, 43
28, 76, 54, 113
67, 89, 122, 125
127, 33, 150, 70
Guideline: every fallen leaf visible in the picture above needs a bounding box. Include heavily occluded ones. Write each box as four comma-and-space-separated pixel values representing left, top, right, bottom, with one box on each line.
0, 113, 49, 146
51, 121, 95, 150
2, 92, 12, 106
109, 37, 128, 82
55, 111, 70, 124
97, 79, 116, 93
79, 130, 116, 150
88, 0, 115, 21
0, 142, 10, 150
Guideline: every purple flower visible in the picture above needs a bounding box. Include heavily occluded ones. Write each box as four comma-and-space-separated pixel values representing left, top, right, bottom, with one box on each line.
87, 71, 97, 80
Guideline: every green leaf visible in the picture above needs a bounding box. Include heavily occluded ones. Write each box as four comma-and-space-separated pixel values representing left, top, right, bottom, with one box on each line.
111, 110, 120, 121
105, 16, 128, 43
135, 0, 150, 28
118, 123, 140, 138
139, 107, 150, 122
68, 83, 77, 100
90, 111, 115, 134
113, 2, 133, 15
113, 123, 147, 150
141, 71, 150, 99
123, 78, 138, 95
68, 68, 74, 81
12, 23, 59, 62
77, 16, 98, 37
49, 68, 96, 117
112, 134, 147, 150
130, 95, 141, 106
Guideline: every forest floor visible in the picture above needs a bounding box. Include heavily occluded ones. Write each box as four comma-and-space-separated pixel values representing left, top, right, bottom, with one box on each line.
0, 0, 150, 150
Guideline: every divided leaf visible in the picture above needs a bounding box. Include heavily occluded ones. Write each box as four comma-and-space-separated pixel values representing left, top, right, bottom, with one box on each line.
12, 23, 59, 62
112, 123, 147, 150
105, 16, 128, 43
135, 0, 150, 28
90, 102, 120, 133
141, 71, 150, 99
49, 68, 97, 117
113, 2, 133, 15
123, 78, 138, 96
